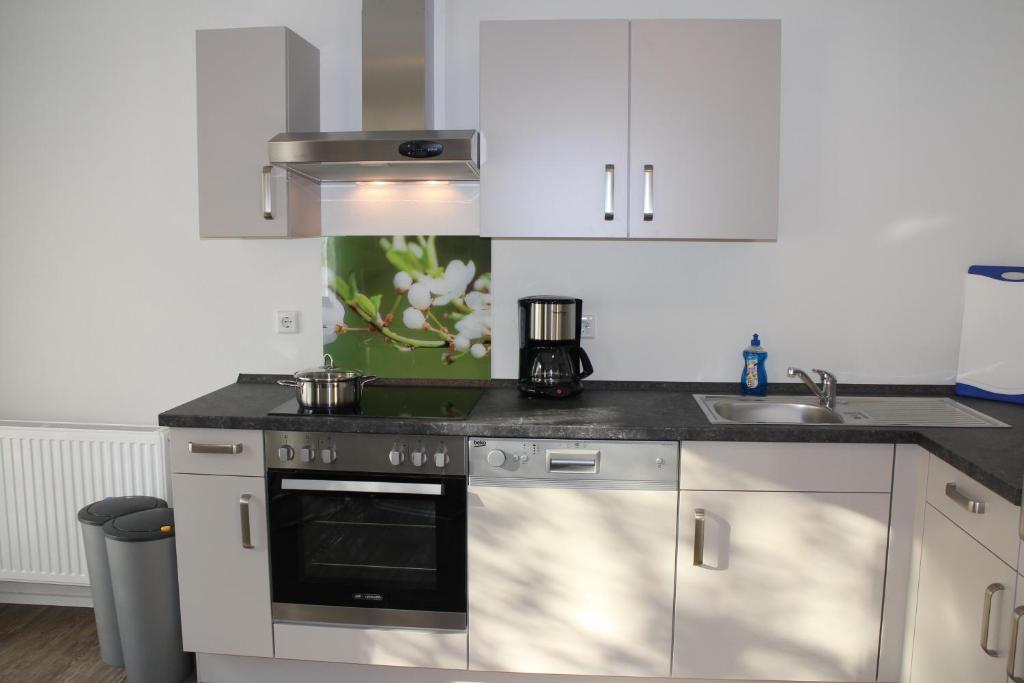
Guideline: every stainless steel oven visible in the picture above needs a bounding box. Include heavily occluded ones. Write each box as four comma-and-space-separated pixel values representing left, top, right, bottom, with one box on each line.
264, 431, 467, 630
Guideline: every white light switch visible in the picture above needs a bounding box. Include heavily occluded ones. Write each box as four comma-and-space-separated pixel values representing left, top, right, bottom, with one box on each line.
275, 310, 298, 334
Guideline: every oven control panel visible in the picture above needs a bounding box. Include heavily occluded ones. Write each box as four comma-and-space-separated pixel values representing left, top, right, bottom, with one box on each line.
264, 431, 467, 475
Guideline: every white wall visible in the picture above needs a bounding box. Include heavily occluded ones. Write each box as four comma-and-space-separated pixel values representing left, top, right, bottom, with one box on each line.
0, 0, 361, 424
445, 0, 1024, 383
1, 0, 1023, 425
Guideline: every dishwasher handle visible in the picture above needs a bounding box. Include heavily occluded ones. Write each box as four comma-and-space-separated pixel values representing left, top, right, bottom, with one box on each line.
547, 449, 600, 473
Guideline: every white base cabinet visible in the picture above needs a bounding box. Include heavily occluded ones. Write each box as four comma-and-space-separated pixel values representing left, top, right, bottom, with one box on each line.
172, 473, 273, 658
467, 486, 677, 677
909, 505, 1017, 683
674, 490, 890, 681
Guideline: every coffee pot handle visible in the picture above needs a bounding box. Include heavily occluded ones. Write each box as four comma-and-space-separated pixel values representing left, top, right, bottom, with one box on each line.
578, 347, 594, 379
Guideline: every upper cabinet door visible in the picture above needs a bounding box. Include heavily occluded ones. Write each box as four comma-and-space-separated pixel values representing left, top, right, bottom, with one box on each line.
197, 27, 320, 238
480, 20, 630, 238
629, 20, 781, 239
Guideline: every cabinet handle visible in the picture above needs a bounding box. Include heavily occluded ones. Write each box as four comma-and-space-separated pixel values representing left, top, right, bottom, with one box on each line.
261, 165, 273, 220
693, 508, 706, 566
604, 164, 615, 220
981, 582, 1005, 656
188, 442, 243, 455
946, 482, 986, 514
239, 494, 254, 549
1009, 606, 1024, 681
642, 164, 654, 221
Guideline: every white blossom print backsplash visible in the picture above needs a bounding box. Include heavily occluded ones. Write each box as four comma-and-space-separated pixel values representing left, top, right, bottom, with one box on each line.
322, 236, 492, 379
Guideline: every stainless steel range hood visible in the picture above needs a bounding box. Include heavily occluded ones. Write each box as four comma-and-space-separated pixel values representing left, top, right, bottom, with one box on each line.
269, 0, 479, 183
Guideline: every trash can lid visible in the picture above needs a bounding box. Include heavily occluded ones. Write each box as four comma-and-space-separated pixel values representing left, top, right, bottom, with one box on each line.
78, 496, 167, 526
103, 508, 176, 542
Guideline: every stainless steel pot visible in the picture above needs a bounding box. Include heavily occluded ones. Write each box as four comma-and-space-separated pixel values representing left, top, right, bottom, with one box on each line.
278, 354, 377, 411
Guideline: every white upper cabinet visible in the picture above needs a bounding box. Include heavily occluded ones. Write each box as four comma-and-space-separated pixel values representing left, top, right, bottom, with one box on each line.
629, 20, 781, 239
479, 19, 780, 240
196, 27, 320, 238
479, 20, 630, 238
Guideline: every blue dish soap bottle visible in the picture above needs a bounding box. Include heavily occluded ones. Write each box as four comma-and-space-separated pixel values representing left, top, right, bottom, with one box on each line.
740, 334, 768, 396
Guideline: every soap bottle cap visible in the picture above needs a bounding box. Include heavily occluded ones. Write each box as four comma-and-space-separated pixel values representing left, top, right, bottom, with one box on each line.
750, 333, 761, 347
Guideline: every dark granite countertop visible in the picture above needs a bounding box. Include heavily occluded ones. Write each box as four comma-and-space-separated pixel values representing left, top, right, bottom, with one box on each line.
159, 376, 1024, 504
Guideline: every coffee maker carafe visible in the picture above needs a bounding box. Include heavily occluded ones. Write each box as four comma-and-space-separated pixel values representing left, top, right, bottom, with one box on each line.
518, 296, 594, 398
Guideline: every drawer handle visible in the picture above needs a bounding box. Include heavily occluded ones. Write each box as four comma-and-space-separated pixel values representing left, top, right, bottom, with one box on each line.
188, 442, 243, 455
946, 482, 985, 514
239, 494, 254, 549
981, 582, 1005, 656
1009, 606, 1024, 681
604, 164, 615, 220
693, 508, 706, 566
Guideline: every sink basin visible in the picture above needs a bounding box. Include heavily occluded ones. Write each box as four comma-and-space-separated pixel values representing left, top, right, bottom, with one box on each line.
703, 398, 844, 425
694, 394, 1010, 428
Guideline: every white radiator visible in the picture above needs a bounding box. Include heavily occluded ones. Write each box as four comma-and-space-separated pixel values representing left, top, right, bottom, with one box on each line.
0, 421, 168, 585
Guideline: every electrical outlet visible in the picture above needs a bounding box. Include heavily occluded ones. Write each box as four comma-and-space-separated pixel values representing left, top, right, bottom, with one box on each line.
275, 310, 299, 334
581, 315, 595, 339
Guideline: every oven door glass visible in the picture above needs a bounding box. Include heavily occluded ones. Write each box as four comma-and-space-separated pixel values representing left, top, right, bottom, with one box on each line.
267, 471, 466, 617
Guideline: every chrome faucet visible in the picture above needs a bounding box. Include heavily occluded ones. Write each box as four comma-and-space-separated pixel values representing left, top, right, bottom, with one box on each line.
787, 367, 838, 410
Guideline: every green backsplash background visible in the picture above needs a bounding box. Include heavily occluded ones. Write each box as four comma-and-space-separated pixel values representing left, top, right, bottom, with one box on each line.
322, 236, 492, 379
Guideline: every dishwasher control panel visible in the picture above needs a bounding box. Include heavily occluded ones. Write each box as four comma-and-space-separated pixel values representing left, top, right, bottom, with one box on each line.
468, 438, 677, 482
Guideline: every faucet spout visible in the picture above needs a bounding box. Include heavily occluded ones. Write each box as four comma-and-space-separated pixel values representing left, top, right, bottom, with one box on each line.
787, 367, 838, 410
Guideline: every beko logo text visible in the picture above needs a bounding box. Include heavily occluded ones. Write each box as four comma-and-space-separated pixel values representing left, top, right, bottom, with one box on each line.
353, 593, 384, 601
472, 440, 486, 447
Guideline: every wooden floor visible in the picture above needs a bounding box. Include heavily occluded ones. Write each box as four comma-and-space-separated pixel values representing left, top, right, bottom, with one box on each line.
0, 603, 196, 683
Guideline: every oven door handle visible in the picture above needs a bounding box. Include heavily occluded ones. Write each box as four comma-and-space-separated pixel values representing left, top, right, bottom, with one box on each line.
280, 479, 443, 496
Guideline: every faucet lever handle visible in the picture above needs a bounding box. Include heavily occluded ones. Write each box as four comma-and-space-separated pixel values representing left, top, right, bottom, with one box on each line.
812, 368, 836, 384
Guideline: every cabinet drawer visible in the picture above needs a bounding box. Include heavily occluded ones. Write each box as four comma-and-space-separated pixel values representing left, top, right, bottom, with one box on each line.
274, 623, 467, 669
926, 455, 1020, 566
169, 428, 264, 476
681, 442, 893, 492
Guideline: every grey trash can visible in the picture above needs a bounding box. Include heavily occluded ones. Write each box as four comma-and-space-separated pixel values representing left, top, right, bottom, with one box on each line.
77, 496, 167, 667
104, 508, 193, 683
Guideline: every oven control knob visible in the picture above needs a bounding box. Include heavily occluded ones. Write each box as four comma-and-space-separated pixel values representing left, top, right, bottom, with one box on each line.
388, 445, 405, 466
433, 447, 448, 469
486, 449, 507, 467
300, 445, 316, 464
410, 448, 426, 467
277, 445, 294, 462
320, 447, 337, 464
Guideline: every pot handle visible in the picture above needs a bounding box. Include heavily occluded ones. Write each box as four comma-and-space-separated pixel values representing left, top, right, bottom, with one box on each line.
277, 379, 300, 387
359, 375, 379, 387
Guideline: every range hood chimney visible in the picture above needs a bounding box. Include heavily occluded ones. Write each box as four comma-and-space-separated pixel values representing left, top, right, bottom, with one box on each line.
268, 0, 478, 183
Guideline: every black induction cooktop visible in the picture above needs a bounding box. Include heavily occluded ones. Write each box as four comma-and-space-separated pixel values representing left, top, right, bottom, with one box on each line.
268, 385, 483, 420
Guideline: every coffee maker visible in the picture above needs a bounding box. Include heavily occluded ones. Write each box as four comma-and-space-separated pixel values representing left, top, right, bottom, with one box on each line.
518, 296, 594, 398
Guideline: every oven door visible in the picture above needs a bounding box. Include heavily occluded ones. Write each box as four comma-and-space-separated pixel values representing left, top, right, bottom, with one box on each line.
267, 470, 466, 630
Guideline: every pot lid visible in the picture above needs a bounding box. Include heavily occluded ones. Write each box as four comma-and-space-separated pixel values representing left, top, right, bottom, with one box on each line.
294, 354, 367, 383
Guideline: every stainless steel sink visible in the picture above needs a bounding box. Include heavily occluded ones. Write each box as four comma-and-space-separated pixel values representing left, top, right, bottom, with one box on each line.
709, 399, 845, 424
695, 395, 1009, 427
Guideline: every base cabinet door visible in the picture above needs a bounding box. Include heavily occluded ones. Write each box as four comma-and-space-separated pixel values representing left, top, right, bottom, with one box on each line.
909, 505, 1015, 683
468, 486, 677, 677
172, 473, 273, 657
674, 490, 890, 681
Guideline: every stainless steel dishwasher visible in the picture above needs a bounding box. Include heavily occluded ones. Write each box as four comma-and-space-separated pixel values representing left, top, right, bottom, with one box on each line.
466, 438, 678, 677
